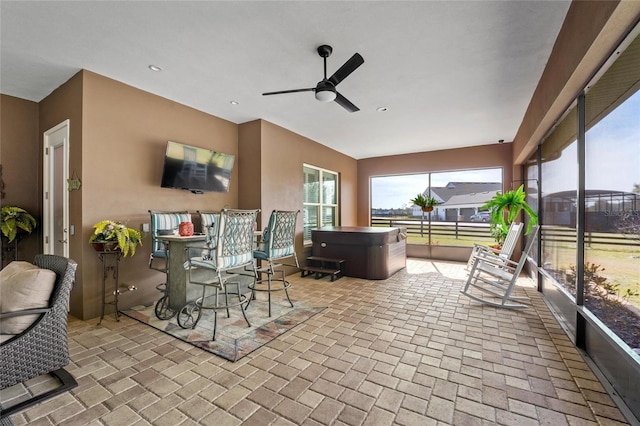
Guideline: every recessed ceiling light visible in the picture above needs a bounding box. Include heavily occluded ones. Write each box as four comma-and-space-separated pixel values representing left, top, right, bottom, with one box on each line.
148, 65, 162, 72
376, 107, 388, 112
230, 101, 239, 105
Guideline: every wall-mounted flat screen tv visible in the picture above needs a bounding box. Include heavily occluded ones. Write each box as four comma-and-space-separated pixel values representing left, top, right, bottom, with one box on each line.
160, 141, 235, 193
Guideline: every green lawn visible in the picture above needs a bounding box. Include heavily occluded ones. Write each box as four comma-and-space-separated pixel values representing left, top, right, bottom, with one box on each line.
406, 234, 494, 246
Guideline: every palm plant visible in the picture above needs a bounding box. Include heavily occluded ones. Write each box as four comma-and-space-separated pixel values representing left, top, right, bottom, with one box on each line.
481, 185, 538, 245
1, 205, 37, 242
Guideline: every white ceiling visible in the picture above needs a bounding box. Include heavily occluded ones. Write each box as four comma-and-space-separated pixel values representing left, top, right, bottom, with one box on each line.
1, 1, 570, 160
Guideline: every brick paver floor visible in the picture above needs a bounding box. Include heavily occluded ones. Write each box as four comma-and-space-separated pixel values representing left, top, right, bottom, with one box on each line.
4, 259, 631, 425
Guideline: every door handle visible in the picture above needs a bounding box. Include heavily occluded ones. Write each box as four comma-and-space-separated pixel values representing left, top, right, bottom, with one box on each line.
58, 239, 67, 244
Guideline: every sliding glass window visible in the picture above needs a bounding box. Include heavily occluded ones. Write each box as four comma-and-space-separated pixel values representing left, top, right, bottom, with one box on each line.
540, 106, 578, 300
370, 168, 502, 246
583, 34, 640, 349
527, 24, 640, 418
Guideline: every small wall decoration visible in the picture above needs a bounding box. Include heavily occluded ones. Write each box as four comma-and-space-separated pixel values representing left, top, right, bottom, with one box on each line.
67, 170, 82, 191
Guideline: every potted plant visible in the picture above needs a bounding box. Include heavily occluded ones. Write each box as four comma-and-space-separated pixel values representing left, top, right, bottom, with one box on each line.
481, 184, 538, 246
89, 219, 142, 257
1, 205, 36, 243
410, 193, 440, 212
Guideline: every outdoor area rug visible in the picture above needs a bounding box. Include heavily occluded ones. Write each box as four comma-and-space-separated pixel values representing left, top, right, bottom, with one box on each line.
121, 297, 325, 362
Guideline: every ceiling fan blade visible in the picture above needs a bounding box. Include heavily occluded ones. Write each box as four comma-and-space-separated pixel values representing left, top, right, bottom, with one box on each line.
334, 92, 360, 113
262, 88, 314, 96
329, 53, 364, 86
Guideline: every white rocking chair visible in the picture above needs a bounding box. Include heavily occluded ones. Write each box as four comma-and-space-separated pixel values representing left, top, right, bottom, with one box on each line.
466, 222, 523, 271
461, 226, 539, 309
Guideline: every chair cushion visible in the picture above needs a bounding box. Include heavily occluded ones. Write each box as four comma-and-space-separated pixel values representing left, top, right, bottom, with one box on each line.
0, 261, 56, 335
151, 212, 191, 256
253, 249, 268, 261
200, 213, 220, 234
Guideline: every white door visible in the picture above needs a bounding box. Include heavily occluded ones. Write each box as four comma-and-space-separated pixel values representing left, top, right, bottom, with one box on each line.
43, 120, 70, 257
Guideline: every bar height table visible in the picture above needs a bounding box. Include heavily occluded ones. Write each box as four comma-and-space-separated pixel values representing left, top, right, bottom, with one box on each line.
156, 234, 207, 310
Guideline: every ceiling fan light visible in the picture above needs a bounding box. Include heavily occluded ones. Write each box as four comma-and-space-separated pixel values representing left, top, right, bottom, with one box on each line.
315, 90, 336, 102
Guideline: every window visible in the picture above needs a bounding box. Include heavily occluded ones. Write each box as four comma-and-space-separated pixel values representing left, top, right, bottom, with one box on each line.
524, 156, 540, 267
303, 164, 338, 244
540, 106, 578, 300
370, 168, 502, 246
534, 27, 640, 352
583, 39, 640, 345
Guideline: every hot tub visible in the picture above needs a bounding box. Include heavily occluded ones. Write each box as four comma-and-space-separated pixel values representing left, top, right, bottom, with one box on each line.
311, 226, 406, 279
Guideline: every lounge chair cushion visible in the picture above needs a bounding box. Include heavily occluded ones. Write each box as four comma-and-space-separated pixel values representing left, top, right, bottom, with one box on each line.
0, 261, 56, 335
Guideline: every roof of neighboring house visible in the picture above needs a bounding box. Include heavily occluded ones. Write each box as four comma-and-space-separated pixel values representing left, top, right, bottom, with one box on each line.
445, 190, 500, 206
423, 182, 502, 203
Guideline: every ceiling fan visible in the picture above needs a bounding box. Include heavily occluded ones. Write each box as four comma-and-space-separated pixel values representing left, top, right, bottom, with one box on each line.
262, 45, 364, 112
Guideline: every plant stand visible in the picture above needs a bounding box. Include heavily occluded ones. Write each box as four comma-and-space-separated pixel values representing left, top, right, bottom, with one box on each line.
91, 240, 137, 325
0, 239, 17, 268
95, 249, 136, 326
97, 250, 122, 325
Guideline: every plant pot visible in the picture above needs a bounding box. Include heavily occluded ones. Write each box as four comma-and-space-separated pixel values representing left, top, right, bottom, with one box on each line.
421, 206, 434, 213
179, 221, 194, 237
91, 241, 120, 252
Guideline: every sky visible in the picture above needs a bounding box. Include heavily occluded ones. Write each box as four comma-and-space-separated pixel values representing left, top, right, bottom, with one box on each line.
542, 90, 639, 195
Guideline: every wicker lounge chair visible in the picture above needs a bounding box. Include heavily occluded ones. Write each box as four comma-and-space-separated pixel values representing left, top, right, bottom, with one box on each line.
0, 254, 78, 418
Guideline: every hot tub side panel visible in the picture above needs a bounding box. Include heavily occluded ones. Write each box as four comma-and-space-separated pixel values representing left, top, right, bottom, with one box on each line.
311, 227, 406, 279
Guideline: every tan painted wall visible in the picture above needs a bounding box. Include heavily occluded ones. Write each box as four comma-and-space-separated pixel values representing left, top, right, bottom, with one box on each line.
37, 70, 242, 319
0, 95, 41, 265
38, 72, 84, 317
239, 119, 358, 261
356, 143, 513, 225
238, 120, 262, 216
76, 71, 241, 319
260, 120, 357, 227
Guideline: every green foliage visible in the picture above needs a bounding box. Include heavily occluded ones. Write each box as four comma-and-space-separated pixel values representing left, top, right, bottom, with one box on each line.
623, 287, 640, 302
89, 219, 142, 257
1, 205, 36, 242
481, 184, 538, 244
581, 262, 617, 300
566, 261, 639, 307
410, 193, 439, 208
490, 224, 509, 246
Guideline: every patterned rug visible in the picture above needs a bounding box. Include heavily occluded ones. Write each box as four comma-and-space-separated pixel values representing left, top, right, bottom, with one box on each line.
121, 296, 325, 362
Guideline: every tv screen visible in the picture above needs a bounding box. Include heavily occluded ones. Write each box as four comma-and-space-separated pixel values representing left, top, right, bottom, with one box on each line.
160, 141, 235, 193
